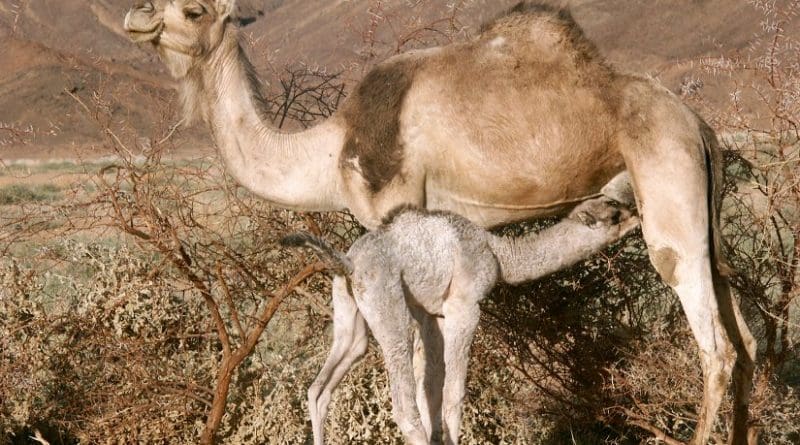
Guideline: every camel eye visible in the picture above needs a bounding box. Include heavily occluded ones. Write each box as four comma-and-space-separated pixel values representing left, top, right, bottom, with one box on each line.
184, 5, 205, 20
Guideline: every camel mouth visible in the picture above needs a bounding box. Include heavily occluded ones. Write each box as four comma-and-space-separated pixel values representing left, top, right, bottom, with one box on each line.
126, 24, 164, 43
124, 7, 164, 43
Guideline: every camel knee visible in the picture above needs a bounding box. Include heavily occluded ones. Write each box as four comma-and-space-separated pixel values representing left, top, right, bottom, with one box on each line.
307, 383, 328, 412
700, 343, 736, 391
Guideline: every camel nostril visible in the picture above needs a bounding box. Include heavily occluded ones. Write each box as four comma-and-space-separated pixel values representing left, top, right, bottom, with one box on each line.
134, 1, 154, 13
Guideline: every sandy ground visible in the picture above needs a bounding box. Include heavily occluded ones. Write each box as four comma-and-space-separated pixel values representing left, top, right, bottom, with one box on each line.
0, 143, 216, 188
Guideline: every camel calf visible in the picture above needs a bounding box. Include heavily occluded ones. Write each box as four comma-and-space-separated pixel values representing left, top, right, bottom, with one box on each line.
282, 197, 638, 445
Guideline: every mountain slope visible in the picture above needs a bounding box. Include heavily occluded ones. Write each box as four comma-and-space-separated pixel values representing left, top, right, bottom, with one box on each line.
0, 0, 793, 158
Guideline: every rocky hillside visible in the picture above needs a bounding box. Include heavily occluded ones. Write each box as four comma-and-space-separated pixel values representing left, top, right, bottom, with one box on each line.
0, 0, 793, 159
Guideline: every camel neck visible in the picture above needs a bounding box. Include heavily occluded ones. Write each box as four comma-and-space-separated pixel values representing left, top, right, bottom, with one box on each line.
190, 31, 347, 211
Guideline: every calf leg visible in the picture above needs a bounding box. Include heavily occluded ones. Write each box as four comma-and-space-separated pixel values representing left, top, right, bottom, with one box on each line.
358, 280, 429, 445
412, 310, 445, 443
439, 256, 496, 445
440, 292, 482, 445
308, 276, 368, 445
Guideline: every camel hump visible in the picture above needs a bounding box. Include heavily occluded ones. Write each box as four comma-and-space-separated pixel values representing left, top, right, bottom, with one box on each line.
480, 2, 603, 65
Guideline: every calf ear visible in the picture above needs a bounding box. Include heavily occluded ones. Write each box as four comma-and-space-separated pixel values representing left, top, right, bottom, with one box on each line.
214, 0, 236, 18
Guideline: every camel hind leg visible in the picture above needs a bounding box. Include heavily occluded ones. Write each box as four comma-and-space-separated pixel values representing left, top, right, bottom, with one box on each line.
702, 121, 758, 444
439, 253, 497, 445
308, 276, 369, 445
412, 311, 445, 443
356, 277, 430, 445
440, 291, 481, 445
624, 128, 754, 445
714, 266, 757, 444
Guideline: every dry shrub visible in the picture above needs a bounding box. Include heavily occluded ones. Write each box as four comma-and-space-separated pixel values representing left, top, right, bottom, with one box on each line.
1, 243, 213, 443
349, 0, 469, 62
0, 122, 35, 146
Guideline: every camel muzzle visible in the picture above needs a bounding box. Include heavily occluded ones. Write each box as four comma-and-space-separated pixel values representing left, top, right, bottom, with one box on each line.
124, 2, 164, 43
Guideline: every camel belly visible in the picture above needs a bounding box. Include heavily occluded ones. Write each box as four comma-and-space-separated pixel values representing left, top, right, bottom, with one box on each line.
424, 163, 621, 228
411, 113, 625, 228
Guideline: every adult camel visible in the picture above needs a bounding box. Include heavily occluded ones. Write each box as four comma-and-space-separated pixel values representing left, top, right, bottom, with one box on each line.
123, 1, 756, 443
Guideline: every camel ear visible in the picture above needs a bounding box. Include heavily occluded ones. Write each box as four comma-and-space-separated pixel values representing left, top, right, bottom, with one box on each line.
214, 0, 236, 18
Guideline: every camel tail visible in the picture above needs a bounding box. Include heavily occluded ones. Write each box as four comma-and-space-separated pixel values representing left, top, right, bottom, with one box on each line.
699, 120, 733, 278
281, 233, 354, 276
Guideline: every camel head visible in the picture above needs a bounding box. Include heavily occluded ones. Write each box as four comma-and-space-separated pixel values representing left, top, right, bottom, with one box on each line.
124, 0, 236, 78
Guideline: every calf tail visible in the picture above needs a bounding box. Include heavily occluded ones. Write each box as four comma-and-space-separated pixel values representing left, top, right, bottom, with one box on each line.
281, 233, 354, 276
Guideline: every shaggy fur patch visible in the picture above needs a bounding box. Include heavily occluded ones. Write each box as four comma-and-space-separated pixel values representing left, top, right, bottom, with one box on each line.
480, 1, 603, 65
339, 60, 417, 194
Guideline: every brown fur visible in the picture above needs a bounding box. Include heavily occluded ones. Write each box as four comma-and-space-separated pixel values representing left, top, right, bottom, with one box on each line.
339, 60, 418, 194
480, 1, 563, 30
337, 3, 621, 201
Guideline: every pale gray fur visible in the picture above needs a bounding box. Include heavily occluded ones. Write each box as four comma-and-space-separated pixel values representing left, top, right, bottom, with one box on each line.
492, 195, 636, 283
286, 197, 638, 445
